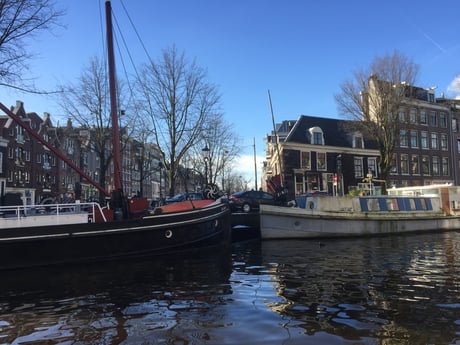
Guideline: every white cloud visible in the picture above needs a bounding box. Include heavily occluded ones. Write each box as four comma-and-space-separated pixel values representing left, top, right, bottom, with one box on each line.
447, 75, 460, 99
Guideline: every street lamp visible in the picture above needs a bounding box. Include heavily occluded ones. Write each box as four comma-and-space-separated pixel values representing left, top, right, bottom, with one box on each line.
336, 154, 342, 196
222, 150, 228, 193
158, 161, 163, 205
202, 145, 210, 186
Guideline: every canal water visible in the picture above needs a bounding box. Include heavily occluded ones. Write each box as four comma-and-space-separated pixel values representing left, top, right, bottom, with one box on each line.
0, 231, 459, 344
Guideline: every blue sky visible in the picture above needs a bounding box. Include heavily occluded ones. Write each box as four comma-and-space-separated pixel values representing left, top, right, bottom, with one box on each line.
2, 0, 460, 188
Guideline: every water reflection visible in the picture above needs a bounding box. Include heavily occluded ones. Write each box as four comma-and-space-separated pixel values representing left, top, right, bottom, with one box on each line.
0, 233, 460, 344
259, 232, 460, 344
0, 248, 233, 344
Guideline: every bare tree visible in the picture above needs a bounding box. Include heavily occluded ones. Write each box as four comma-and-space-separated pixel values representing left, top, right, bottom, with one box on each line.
194, 113, 241, 190
335, 50, 419, 193
127, 107, 158, 197
137, 46, 221, 197
0, 0, 64, 91
58, 56, 129, 201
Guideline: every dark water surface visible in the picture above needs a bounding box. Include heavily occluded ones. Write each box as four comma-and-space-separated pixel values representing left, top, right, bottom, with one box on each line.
1, 232, 460, 344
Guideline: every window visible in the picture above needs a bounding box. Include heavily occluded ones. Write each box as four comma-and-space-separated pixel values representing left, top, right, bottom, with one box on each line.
430, 111, 437, 126
368, 158, 377, 177
317, 152, 326, 170
16, 126, 24, 143
308, 127, 324, 145
390, 153, 398, 174
440, 112, 447, 128
410, 108, 417, 123
422, 156, 430, 175
354, 157, 363, 178
421, 131, 428, 149
313, 132, 322, 145
400, 130, 408, 147
295, 174, 304, 195
452, 118, 458, 132
15, 147, 24, 162
400, 154, 409, 175
431, 133, 438, 149
458, 139, 460, 153
432, 156, 440, 176
44, 154, 51, 169
410, 131, 418, 148
411, 155, 419, 175
65, 137, 75, 154
441, 133, 448, 151
420, 110, 427, 125
353, 135, 364, 149
399, 110, 406, 122
301, 151, 311, 169
442, 157, 449, 176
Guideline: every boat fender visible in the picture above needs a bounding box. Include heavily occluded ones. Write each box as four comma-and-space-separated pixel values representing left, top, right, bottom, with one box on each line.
165, 230, 173, 238
308, 201, 315, 210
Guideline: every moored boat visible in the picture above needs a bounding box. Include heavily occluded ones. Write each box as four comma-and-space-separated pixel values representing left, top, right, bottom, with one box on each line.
0, 1, 231, 269
260, 186, 460, 239
0, 199, 230, 270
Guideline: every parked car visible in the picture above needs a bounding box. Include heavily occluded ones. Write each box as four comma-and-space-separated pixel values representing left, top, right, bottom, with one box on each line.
165, 192, 203, 204
228, 190, 275, 213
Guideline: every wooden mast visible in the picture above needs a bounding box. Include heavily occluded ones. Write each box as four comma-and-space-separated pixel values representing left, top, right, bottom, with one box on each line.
105, 0, 122, 191
268, 89, 284, 187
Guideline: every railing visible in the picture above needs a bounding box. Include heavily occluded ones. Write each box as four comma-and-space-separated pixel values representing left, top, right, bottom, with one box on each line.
0, 202, 107, 222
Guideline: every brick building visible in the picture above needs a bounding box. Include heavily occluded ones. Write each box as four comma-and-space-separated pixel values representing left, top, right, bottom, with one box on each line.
263, 84, 460, 199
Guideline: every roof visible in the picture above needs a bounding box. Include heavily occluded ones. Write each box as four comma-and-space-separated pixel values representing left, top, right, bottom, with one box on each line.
284, 114, 378, 149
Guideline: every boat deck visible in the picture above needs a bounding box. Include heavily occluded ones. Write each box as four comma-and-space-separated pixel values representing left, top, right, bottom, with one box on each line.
0, 202, 105, 228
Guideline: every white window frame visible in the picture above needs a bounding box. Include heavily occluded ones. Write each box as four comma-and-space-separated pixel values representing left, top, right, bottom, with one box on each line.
354, 157, 364, 178
308, 127, 324, 145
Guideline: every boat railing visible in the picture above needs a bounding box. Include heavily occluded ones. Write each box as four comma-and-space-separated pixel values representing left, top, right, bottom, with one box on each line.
0, 202, 107, 222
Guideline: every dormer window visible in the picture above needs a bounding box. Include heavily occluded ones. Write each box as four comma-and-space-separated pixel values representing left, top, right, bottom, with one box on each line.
308, 127, 324, 145
353, 133, 364, 149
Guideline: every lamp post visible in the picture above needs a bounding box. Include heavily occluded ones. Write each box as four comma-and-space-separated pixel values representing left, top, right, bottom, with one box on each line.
158, 161, 163, 205
222, 150, 228, 192
202, 145, 210, 186
336, 154, 342, 196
